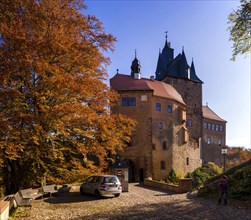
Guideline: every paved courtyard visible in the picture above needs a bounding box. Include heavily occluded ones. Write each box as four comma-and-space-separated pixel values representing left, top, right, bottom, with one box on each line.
12, 183, 251, 220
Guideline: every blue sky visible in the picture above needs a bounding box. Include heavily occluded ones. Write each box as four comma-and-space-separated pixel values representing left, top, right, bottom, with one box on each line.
85, 0, 250, 149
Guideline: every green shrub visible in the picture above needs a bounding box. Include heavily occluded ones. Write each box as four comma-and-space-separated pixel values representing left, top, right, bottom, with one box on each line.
187, 162, 222, 189
165, 168, 178, 184
198, 160, 251, 201
228, 165, 251, 199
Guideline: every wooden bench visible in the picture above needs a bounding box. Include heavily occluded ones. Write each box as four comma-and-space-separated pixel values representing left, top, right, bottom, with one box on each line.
42, 185, 58, 198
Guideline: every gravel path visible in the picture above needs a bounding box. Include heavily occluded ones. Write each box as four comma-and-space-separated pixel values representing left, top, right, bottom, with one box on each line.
12, 183, 251, 220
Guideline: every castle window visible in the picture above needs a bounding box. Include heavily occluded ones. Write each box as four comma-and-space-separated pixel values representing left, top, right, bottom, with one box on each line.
122, 97, 136, 106
216, 124, 219, 131
167, 105, 172, 113
218, 139, 222, 146
160, 161, 165, 170
152, 144, 156, 150
220, 125, 224, 132
208, 123, 211, 130
156, 103, 161, 111
129, 98, 136, 106
212, 124, 215, 130
158, 122, 163, 129
122, 98, 127, 106
207, 137, 211, 145
162, 141, 167, 151
186, 157, 189, 165
186, 119, 192, 127
204, 122, 207, 129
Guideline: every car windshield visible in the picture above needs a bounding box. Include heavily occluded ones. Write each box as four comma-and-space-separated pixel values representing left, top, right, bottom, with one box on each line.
104, 176, 118, 183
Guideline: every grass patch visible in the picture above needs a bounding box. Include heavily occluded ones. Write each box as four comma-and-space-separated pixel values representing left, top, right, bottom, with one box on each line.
8, 207, 30, 220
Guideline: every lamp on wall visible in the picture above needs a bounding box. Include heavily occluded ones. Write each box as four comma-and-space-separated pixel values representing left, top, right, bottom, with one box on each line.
221, 148, 228, 173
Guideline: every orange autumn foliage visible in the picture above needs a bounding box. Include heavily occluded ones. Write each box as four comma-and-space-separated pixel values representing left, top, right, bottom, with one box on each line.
226, 147, 251, 169
0, 0, 136, 193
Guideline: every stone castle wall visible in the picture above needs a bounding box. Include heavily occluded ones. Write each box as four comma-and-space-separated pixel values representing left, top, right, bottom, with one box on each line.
162, 77, 203, 141
112, 88, 201, 181
112, 90, 153, 181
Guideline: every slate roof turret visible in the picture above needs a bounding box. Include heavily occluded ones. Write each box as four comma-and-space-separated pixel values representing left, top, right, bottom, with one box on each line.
190, 59, 203, 83
178, 48, 190, 79
130, 50, 141, 77
155, 37, 203, 84
155, 39, 174, 80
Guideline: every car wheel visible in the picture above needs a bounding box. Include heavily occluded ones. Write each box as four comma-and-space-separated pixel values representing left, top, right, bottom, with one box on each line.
95, 190, 101, 198
80, 187, 85, 195
114, 193, 120, 197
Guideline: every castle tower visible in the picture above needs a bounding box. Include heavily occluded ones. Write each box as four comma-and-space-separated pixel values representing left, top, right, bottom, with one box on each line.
155, 37, 203, 143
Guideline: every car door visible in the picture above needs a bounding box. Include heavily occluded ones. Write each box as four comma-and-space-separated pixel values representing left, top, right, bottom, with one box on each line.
83, 176, 94, 194
91, 176, 101, 194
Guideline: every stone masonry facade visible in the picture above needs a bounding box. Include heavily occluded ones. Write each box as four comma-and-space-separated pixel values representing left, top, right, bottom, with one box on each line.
110, 37, 226, 182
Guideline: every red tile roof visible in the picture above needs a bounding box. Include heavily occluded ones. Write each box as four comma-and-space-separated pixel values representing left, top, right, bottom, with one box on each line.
110, 74, 186, 106
203, 105, 226, 122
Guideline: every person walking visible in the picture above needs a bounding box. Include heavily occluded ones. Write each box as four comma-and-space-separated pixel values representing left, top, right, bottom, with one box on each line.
218, 175, 228, 205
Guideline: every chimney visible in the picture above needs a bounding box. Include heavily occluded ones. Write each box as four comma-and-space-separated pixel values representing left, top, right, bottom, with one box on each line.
150, 76, 154, 81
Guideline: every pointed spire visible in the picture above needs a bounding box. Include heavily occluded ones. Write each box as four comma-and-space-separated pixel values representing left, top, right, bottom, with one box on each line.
179, 47, 189, 79
190, 58, 203, 83
164, 30, 171, 48
191, 58, 195, 70
165, 30, 168, 46
155, 32, 174, 80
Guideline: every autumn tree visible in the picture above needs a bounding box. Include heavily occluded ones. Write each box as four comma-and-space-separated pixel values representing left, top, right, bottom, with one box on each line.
226, 147, 251, 169
0, 0, 136, 194
228, 0, 251, 60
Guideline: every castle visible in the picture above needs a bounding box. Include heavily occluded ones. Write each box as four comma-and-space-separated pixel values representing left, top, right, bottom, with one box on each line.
110, 36, 227, 182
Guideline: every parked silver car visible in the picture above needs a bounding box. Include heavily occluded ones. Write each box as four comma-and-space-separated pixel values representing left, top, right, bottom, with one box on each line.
80, 175, 122, 198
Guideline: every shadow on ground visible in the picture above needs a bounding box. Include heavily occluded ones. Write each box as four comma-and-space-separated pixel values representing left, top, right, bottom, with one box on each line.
42, 192, 114, 204
32, 184, 250, 220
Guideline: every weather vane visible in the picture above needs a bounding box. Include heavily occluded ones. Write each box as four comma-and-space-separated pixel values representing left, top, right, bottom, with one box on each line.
165, 30, 168, 39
